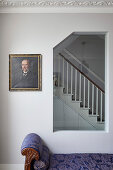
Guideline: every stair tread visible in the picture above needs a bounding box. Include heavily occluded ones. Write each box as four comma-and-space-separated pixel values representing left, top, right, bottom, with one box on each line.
96, 121, 105, 124
80, 107, 90, 110
71, 100, 82, 103
63, 93, 72, 96
89, 114, 99, 117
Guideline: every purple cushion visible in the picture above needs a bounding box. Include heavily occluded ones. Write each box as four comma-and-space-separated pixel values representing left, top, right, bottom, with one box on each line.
34, 145, 50, 170
48, 153, 113, 170
21, 133, 43, 157
34, 160, 46, 170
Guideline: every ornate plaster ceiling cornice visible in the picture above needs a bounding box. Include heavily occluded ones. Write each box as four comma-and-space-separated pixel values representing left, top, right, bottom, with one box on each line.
0, 0, 113, 8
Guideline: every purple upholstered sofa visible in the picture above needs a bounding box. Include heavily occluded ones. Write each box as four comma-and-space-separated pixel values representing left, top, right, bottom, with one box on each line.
21, 133, 113, 170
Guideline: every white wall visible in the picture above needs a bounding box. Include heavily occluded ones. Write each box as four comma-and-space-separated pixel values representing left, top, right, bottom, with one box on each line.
0, 13, 113, 164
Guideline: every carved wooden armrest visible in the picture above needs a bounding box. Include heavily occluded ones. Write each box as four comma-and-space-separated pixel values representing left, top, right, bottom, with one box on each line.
21, 148, 39, 170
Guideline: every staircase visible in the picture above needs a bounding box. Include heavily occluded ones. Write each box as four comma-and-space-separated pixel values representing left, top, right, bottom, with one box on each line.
53, 54, 105, 130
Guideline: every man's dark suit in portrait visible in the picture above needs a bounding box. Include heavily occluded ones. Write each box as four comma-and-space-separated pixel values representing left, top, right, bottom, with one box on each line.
13, 59, 38, 88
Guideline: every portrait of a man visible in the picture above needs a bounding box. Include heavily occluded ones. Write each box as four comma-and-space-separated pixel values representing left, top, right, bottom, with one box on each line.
9, 54, 42, 91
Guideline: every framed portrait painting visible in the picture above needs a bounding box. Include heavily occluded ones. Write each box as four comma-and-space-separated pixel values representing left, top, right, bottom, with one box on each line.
9, 54, 42, 91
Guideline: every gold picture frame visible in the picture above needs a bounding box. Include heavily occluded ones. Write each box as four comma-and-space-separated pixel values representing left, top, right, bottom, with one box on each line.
9, 54, 42, 91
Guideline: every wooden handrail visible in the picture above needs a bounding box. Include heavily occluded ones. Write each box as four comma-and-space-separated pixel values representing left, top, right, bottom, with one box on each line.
59, 53, 105, 93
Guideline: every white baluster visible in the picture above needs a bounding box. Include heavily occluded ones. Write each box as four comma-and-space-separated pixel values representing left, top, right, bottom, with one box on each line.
92, 84, 94, 115
58, 56, 60, 87
79, 73, 81, 101
100, 91, 103, 122
88, 80, 90, 109
71, 66, 73, 95
62, 57, 64, 87
83, 77, 85, 108
96, 88, 98, 116
67, 62, 68, 94
75, 69, 77, 101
